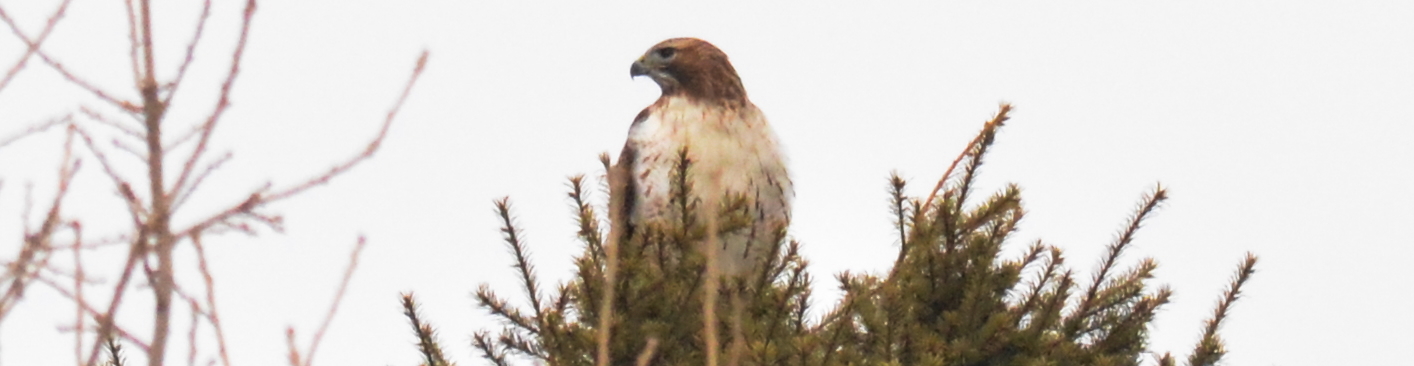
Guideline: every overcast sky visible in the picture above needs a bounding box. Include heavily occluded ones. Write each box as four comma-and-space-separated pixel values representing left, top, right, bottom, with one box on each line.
1, 1, 1411, 365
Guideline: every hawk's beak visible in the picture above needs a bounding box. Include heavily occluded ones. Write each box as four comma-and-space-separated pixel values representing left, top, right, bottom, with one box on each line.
630, 58, 649, 78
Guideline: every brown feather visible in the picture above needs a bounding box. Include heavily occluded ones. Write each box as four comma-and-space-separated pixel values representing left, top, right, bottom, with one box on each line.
639, 38, 747, 106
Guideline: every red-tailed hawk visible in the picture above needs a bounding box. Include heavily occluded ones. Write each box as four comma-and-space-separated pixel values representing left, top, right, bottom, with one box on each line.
610, 38, 792, 277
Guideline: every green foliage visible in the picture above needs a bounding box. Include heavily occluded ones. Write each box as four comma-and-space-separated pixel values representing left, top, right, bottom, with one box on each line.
473, 151, 815, 366
450, 105, 1258, 366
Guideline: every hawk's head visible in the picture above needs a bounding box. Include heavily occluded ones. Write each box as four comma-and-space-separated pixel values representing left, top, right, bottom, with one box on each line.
631, 38, 746, 105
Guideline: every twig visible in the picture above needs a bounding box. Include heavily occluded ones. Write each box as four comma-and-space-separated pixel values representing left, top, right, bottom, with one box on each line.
111, 136, 149, 162
0, 2, 138, 112
72, 221, 86, 364
921, 104, 1012, 211
173, 50, 429, 240
33, 275, 152, 352
170, 152, 232, 212
73, 126, 147, 220
302, 236, 367, 366
0, 115, 69, 151
0, 0, 74, 92
0, 127, 79, 323
169, 0, 257, 200
634, 338, 660, 366
285, 328, 301, 366
123, 0, 140, 90
190, 234, 231, 366
84, 229, 150, 366
261, 50, 429, 202
160, 0, 213, 106
186, 298, 200, 366
80, 106, 145, 142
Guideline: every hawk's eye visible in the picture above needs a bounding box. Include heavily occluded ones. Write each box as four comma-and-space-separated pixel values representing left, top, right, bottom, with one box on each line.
656, 47, 676, 59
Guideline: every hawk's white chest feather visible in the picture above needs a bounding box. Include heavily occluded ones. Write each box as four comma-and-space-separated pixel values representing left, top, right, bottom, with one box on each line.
623, 96, 792, 275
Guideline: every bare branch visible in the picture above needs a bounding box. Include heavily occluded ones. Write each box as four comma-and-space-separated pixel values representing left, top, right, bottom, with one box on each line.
190, 234, 231, 366
0, 115, 69, 151
123, 0, 140, 90
73, 126, 147, 221
84, 230, 150, 366
169, 0, 257, 199
261, 50, 429, 202
0, 2, 139, 112
186, 298, 199, 366
110, 136, 149, 162
170, 151, 232, 212
80, 106, 145, 142
33, 276, 153, 353
72, 222, 86, 364
922, 103, 1012, 211
174, 50, 429, 239
303, 236, 367, 366
285, 328, 301, 366
0, 0, 74, 92
0, 126, 80, 323
160, 0, 213, 107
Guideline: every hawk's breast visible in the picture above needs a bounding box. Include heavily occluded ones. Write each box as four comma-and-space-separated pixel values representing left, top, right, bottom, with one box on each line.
620, 96, 792, 275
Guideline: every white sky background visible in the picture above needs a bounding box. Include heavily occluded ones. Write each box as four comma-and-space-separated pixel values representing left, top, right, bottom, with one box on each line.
0, 1, 1410, 365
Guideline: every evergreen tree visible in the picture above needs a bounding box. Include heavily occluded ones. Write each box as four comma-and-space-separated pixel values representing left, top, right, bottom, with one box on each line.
441, 104, 1257, 366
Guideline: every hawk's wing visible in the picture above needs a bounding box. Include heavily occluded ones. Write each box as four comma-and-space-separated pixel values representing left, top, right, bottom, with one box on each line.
607, 108, 653, 246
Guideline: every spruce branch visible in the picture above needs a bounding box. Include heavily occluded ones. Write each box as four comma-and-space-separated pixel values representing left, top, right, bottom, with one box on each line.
1067, 185, 1168, 338
475, 284, 541, 336
1187, 253, 1258, 366
103, 333, 127, 366
888, 173, 910, 270
402, 294, 455, 366
494, 198, 546, 322
473, 331, 511, 366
